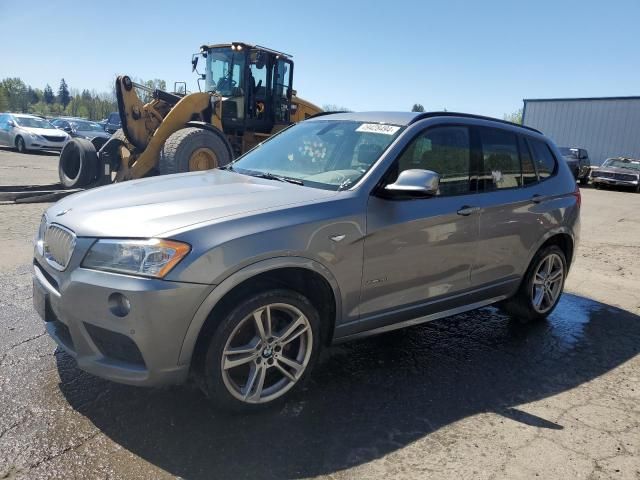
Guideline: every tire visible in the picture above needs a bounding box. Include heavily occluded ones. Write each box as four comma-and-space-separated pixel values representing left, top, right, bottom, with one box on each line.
579, 176, 589, 186
16, 136, 27, 153
58, 138, 98, 188
500, 245, 567, 323
159, 127, 231, 175
201, 288, 321, 412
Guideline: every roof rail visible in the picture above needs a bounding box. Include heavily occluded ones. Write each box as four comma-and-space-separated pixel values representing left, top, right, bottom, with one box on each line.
409, 111, 542, 134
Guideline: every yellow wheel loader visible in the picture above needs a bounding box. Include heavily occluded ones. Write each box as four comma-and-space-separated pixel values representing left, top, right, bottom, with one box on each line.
58, 42, 322, 188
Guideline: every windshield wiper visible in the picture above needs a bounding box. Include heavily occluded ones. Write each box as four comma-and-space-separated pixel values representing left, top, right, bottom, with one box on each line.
251, 172, 304, 186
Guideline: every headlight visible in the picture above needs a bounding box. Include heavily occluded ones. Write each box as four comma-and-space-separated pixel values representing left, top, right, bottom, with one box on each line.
82, 239, 190, 278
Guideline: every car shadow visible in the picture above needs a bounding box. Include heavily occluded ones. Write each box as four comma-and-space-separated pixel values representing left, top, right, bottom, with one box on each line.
0, 146, 59, 156
56, 293, 640, 479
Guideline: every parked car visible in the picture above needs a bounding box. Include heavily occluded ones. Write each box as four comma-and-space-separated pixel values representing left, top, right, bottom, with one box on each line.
34, 112, 580, 411
104, 112, 121, 134
559, 147, 590, 185
51, 118, 111, 149
0, 113, 69, 153
591, 157, 640, 192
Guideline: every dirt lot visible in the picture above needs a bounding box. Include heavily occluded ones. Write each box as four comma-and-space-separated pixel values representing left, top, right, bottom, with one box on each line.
1, 147, 639, 479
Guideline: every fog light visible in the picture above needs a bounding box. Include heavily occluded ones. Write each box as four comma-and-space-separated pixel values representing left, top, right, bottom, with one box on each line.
108, 292, 131, 317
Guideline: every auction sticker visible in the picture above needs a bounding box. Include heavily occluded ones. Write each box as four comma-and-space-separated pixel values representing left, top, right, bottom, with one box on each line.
356, 123, 401, 135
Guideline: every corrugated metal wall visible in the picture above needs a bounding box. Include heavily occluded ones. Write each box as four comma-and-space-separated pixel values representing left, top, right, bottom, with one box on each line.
522, 97, 640, 165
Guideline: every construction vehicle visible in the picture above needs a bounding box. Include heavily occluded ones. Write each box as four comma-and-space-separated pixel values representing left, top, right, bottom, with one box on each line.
57, 41, 322, 189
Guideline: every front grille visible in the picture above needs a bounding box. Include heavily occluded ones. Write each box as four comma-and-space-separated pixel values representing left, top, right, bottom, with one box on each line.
42, 135, 66, 142
614, 173, 638, 181
44, 224, 76, 270
84, 323, 146, 366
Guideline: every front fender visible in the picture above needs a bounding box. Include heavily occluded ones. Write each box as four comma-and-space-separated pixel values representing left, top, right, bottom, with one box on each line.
177, 256, 342, 365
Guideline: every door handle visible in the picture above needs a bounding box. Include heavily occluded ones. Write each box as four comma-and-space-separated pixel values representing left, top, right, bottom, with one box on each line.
531, 194, 543, 204
457, 206, 480, 216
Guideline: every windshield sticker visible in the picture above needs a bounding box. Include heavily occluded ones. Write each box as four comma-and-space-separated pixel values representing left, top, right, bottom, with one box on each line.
356, 124, 401, 135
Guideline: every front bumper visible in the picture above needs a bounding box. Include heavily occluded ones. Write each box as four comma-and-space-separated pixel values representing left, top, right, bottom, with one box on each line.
33, 247, 212, 386
25, 136, 67, 151
592, 177, 639, 187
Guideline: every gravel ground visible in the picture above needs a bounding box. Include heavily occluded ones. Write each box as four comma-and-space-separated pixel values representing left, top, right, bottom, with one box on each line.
1, 148, 639, 479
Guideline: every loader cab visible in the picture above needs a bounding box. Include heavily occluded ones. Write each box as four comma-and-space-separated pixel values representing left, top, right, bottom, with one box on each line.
201, 42, 293, 135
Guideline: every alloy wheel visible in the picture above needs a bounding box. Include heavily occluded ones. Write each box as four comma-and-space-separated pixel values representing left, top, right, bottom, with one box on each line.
220, 303, 313, 404
531, 253, 564, 313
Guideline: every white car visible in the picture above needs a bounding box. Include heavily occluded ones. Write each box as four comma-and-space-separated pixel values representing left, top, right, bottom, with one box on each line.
0, 113, 70, 153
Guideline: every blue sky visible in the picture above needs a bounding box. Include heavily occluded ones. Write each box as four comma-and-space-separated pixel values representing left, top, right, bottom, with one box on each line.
1, 0, 639, 118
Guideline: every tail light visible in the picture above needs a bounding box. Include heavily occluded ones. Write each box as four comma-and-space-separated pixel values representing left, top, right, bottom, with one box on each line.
572, 185, 581, 208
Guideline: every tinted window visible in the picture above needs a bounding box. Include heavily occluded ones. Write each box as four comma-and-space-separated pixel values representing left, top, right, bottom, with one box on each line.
519, 136, 538, 186
395, 126, 471, 196
528, 138, 556, 179
479, 127, 521, 190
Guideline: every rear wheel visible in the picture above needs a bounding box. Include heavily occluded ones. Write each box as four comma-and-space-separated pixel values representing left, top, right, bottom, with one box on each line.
500, 245, 567, 323
159, 127, 231, 175
16, 136, 27, 153
201, 289, 320, 412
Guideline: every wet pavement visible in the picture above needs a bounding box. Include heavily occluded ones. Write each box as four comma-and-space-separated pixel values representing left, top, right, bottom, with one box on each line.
1, 154, 639, 479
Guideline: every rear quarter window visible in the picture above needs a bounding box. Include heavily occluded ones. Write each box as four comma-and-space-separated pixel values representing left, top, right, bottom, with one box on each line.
528, 138, 556, 179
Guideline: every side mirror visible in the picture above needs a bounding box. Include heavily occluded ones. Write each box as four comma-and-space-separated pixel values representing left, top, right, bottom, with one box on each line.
7, 120, 15, 128
191, 56, 199, 72
384, 169, 440, 197
63, 126, 72, 133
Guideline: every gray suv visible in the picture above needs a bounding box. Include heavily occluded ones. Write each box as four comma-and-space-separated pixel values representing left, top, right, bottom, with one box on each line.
33, 112, 580, 411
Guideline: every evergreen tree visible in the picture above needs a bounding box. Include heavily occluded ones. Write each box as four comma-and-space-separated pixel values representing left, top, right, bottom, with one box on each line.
58, 78, 70, 109
411, 103, 425, 112
43, 84, 55, 104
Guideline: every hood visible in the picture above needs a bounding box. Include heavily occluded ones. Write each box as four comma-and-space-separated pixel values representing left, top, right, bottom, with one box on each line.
594, 166, 640, 175
76, 129, 110, 139
46, 169, 337, 238
20, 126, 68, 138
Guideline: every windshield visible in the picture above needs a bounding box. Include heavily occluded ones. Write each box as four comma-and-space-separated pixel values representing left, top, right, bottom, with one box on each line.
602, 159, 640, 171
231, 120, 404, 190
15, 116, 55, 129
72, 120, 103, 132
205, 47, 245, 96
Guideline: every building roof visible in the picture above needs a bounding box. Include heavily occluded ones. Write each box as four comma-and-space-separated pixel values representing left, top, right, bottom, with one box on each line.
524, 96, 640, 103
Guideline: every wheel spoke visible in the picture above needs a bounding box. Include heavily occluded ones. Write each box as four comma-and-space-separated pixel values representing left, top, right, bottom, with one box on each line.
533, 286, 544, 307
253, 309, 268, 342
223, 350, 259, 370
265, 306, 272, 338
543, 288, 553, 308
277, 355, 304, 379
548, 269, 563, 283
275, 362, 297, 382
245, 365, 267, 402
545, 256, 554, 276
277, 315, 306, 344
534, 273, 546, 285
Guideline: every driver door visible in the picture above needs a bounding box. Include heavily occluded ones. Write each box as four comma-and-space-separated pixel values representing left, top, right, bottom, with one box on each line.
358, 125, 480, 324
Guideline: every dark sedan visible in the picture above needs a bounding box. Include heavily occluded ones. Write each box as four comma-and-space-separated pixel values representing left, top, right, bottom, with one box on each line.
591, 158, 640, 192
51, 118, 111, 149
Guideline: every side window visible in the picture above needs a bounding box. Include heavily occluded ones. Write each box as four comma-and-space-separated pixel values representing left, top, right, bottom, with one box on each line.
519, 135, 538, 186
395, 126, 471, 196
109, 113, 120, 125
0, 114, 6, 128
479, 127, 521, 190
528, 138, 556, 179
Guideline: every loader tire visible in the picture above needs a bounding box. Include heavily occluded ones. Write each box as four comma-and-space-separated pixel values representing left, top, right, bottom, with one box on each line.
159, 127, 231, 175
58, 138, 98, 188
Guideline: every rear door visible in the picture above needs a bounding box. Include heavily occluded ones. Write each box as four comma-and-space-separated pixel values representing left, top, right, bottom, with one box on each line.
469, 127, 552, 290
360, 125, 480, 322
0, 115, 8, 145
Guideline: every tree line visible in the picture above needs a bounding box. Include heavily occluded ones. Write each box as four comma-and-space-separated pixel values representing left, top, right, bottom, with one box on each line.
0, 77, 167, 121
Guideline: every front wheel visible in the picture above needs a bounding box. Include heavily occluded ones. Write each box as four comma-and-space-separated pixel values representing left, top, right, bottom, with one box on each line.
16, 136, 27, 153
201, 289, 321, 411
159, 127, 231, 175
500, 245, 567, 323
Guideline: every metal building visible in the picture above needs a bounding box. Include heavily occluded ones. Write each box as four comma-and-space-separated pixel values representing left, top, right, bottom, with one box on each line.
522, 96, 640, 165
